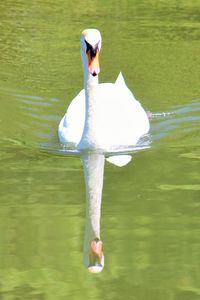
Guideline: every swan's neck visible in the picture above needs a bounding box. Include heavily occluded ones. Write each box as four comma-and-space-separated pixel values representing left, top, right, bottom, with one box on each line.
81, 153, 105, 266
78, 61, 99, 149
84, 73, 99, 120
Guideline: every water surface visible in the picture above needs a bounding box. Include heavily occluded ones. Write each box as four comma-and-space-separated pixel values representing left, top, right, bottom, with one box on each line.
0, 0, 200, 299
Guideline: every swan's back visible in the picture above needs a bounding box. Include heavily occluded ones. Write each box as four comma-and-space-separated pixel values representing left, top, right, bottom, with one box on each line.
58, 73, 149, 149
94, 82, 149, 147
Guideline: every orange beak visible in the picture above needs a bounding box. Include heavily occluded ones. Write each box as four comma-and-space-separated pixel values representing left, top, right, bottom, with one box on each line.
87, 50, 100, 76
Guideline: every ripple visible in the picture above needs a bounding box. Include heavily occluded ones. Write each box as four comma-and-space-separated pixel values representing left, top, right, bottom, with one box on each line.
151, 99, 200, 143
12, 90, 200, 158
159, 184, 200, 191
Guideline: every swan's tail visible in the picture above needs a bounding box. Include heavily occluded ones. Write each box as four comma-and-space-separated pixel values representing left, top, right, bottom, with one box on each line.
106, 155, 132, 167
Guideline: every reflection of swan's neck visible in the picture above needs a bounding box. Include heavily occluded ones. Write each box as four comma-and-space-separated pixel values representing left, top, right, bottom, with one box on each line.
82, 153, 105, 267
78, 61, 99, 149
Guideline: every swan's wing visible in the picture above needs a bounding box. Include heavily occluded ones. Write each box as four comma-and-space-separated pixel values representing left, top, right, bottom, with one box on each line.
96, 80, 149, 147
115, 72, 126, 85
58, 89, 85, 145
115, 72, 137, 101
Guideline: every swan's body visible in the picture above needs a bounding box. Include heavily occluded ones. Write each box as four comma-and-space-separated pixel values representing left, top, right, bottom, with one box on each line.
58, 29, 150, 272
58, 29, 149, 166
58, 73, 149, 152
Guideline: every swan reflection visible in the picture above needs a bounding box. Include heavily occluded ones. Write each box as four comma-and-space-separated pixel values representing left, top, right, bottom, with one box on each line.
81, 152, 105, 273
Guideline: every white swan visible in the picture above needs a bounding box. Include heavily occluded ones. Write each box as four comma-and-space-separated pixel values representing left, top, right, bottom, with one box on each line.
58, 28, 150, 167
58, 29, 150, 273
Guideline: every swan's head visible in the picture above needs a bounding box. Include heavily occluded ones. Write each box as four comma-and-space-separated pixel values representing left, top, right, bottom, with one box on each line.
87, 238, 104, 273
81, 29, 102, 77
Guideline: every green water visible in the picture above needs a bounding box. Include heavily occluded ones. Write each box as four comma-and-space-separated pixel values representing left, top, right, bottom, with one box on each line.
0, 0, 200, 299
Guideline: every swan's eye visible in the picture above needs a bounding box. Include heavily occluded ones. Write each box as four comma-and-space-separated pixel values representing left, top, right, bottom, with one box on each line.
85, 40, 99, 58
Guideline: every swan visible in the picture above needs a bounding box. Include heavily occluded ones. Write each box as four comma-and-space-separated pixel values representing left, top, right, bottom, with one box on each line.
58, 29, 150, 273
58, 28, 150, 166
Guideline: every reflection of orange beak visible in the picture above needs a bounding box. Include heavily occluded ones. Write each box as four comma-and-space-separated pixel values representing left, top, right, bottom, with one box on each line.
91, 239, 102, 256
87, 50, 100, 76
89, 239, 103, 266
88, 239, 104, 273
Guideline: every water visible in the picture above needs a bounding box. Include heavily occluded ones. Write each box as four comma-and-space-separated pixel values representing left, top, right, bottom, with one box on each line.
0, 0, 200, 299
